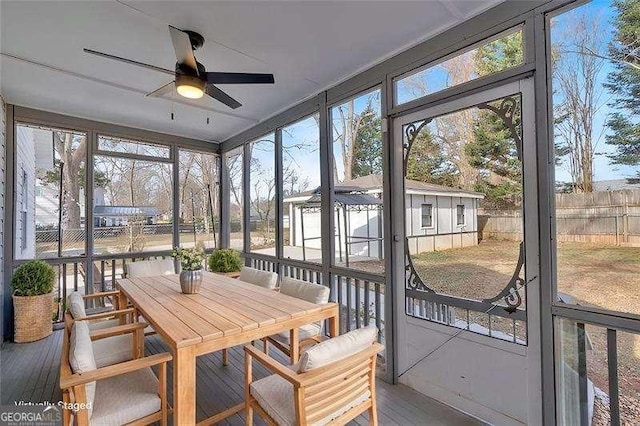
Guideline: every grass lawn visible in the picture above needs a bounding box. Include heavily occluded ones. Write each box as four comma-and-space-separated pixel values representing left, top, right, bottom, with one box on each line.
408, 239, 640, 316
405, 239, 640, 419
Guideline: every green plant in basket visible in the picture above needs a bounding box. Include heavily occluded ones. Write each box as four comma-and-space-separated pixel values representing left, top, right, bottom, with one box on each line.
12, 260, 56, 296
172, 247, 205, 271
208, 249, 243, 273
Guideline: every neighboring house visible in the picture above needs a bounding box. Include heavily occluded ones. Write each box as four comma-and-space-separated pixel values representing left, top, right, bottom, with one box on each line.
284, 174, 484, 261
93, 187, 159, 226
93, 206, 160, 227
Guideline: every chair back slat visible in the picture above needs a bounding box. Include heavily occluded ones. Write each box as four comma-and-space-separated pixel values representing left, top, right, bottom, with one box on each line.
306, 375, 370, 412
297, 343, 382, 424
304, 358, 373, 423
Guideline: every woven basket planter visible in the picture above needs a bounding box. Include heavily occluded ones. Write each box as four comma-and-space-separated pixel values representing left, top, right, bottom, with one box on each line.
13, 292, 53, 343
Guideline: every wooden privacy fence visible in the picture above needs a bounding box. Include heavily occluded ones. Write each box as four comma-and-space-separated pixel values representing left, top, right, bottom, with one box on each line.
479, 189, 640, 246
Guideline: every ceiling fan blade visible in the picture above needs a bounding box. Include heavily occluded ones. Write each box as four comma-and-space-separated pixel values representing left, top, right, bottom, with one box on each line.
206, 84, 242, 109
83, 48, 175, 76
205, 72, 275, 85
168, 25, 198, 72
146, 81, 176, 98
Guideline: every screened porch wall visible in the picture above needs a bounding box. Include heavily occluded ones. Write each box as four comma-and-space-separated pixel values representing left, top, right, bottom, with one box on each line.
2, 106, 221, 340
0, 96, 6, 343
217, 0, 640, 424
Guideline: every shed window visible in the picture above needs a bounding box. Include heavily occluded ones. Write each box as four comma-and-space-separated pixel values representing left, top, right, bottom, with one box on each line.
421, 204, 433, 228
456, 205, 465, 226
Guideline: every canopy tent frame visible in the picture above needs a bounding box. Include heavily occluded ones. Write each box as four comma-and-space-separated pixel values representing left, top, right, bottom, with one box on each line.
296, 190, 383, 266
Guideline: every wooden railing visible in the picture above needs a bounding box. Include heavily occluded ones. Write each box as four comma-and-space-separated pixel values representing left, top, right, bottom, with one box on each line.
27, 250, 185, 322
406, 288, 527, 344
244, 253, 387, 348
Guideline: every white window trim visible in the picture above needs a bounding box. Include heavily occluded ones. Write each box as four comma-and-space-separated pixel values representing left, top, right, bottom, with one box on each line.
420, 203, 434, 229
456, 204, 466, 227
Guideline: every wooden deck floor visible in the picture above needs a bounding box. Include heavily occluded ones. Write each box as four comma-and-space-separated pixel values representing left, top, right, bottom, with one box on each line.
1, 330, 483, 425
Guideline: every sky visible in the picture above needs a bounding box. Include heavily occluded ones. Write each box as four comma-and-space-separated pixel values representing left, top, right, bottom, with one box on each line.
242, 0, 637, 202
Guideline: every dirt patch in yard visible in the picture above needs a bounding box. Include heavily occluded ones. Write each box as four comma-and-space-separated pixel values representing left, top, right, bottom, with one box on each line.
348, 239, 640, 421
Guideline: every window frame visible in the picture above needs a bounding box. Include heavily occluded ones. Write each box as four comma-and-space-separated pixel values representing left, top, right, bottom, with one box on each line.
393, 25, 525, 107
20, 169, 28, 252
420, 203, 434, 229
456, 204, 466, 226
247, 133, 277, 254
95, 134, 174, 163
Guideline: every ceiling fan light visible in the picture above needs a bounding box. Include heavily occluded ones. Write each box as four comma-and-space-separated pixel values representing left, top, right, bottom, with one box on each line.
175, 74, 205, 99
177, 84, 204, 99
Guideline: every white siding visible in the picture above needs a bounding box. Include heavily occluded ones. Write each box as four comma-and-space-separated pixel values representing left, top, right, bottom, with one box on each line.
291, 193, 480, 257
437, 196, 453, 235
15, 126, 36, 259
291, 204, 322, 250
406, 194, 480, 254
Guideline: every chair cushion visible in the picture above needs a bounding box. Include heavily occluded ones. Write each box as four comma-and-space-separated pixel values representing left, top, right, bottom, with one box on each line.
298, 326, 378, 373
271, 322, 322, 345
92, 334, 133, 368
90, 366, 160, 426
279, 277, 329, 304
126, 259, 175, 278
250, 374, 369, 425
69, 322, 96, 417
239, 267, 278, 289
68, 291, 86, 319
87, 318, 121, 332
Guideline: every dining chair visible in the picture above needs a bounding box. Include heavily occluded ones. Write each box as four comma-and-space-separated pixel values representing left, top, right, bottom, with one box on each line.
245, 326, 383, 426
238, 266, 279, 289
66, 291, 133, 332
66, 292, 146, 369
125, 259, 176, 336
60, 321, 171, 426
125, 258, 176, 278
262, 277, 330, 363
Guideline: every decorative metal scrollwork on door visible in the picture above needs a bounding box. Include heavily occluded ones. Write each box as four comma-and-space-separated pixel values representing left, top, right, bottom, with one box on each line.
477, 96, 523, 162
402, 95, 525, 310
403, 119, 435, 293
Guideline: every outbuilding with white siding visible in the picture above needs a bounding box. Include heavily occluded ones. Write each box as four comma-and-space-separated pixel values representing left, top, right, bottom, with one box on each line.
284, 174, 484, 263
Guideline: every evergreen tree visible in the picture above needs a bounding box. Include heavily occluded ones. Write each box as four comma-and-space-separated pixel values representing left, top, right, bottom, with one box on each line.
405, 124, 459, 187
474, 31, 523, 76
466, 96, 523, 208
351, 106, 382, 178
466, 31, 524, 207
605, 0, 640, 174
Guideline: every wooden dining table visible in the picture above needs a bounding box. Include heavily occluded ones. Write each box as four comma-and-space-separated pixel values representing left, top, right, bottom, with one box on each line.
117, 271, 339, 425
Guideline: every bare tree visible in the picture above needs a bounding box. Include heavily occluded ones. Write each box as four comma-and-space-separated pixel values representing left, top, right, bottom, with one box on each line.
52, 131, 86, 229
332, 92, 378, 182
554, 11, 608, 193
402, 54, 479, 190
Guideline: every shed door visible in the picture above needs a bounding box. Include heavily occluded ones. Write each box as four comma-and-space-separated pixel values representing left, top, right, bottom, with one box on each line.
391, 79, 541, 425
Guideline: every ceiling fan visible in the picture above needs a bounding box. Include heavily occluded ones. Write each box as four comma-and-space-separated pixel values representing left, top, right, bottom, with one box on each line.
84, 25, 274, 109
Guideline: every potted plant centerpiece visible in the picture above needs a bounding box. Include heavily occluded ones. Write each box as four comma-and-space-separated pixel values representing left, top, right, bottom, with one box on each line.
208, 249, 243, 278
12, 260, 56, 343
173, 246, 205, 294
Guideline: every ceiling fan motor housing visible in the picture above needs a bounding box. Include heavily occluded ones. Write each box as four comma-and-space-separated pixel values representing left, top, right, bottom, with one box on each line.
184, 30, 205, 51
176, 73, 205, 90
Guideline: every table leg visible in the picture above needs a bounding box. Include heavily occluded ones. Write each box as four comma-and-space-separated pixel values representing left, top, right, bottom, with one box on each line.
174, 346, 196, 425
290, 328, 300, 364
117, 293, 128, 325
328, 306, 339, 338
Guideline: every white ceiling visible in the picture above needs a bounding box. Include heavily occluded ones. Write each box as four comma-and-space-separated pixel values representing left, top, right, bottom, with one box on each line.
1, 0, 502, 144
